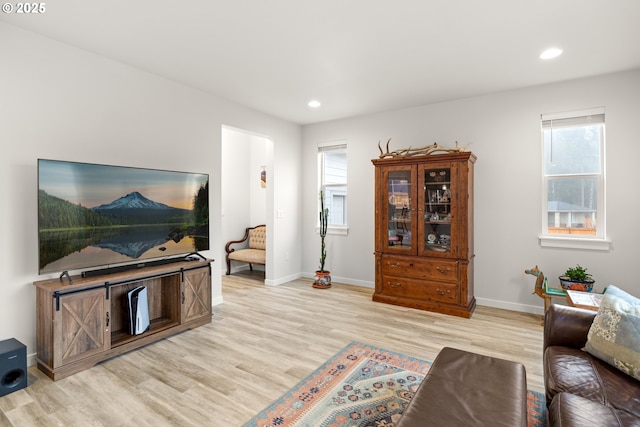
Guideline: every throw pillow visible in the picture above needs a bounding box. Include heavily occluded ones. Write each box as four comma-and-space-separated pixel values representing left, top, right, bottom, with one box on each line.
584, 288, 640, 381
603, 284, 639, 304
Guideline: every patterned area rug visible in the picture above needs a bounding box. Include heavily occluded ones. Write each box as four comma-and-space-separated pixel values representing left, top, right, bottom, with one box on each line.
243, 342, 547, 427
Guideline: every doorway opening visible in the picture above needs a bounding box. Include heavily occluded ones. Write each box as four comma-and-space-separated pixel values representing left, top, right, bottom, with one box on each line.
221, 126, 273, 283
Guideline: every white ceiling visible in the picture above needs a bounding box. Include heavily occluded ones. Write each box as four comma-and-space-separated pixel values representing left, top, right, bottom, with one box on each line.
3, 1, 640, 124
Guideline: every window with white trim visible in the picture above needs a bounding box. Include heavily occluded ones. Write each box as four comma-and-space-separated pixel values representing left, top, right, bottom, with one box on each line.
541, 108, 606, 244
318, 141, 347, 229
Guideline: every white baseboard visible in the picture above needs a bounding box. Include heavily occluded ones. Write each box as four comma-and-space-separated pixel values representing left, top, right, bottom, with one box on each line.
475, 297, 544, 315
298, 273, 543, 315
265, 272, 302, 286
301, 272, 374, 289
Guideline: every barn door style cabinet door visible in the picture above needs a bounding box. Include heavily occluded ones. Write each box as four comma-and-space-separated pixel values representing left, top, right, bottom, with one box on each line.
372, 152, 476, 318
52, 287, 110, 369
181, 265, 213, 323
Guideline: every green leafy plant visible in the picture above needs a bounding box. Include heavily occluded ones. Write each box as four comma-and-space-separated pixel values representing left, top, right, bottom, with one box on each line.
562, 264, 593, 282
318, 191, 329, 272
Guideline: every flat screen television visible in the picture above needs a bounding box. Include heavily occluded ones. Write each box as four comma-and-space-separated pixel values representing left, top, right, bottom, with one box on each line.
38, 159, 209, 276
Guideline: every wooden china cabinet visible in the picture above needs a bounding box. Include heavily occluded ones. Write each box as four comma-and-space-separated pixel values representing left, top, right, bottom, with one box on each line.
372, 151, 476, 318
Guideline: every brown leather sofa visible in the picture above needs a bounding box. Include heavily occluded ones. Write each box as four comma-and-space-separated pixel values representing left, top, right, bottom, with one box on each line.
544, 304, 640, 426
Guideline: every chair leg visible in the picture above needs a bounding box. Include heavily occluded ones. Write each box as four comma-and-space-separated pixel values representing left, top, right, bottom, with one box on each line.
249, 263, 253, 271
225, 258, 231, 275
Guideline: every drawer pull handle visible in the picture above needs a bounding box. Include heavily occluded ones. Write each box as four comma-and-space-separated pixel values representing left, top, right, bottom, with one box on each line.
387, 282, 401, 288
436, 267, 451, 274
435, 288, 452, 296
388, 262, 400, 268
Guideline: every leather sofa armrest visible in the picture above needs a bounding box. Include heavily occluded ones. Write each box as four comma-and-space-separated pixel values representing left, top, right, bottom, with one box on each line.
543, 304, 596, 351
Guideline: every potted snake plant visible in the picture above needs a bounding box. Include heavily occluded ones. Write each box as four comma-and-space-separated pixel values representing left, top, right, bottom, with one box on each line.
313, 191, 331, 289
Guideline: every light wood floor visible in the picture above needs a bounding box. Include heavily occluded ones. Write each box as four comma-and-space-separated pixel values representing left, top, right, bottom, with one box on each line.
0, 273, 544, 426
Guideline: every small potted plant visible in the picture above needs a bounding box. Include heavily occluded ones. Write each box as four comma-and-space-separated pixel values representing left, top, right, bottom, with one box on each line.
559, 264, 595, 292
313, 191, 331, 289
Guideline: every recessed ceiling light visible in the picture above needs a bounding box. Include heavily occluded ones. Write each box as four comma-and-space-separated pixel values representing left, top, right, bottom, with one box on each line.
540, 48, 563, 60
308, 100, 321, 108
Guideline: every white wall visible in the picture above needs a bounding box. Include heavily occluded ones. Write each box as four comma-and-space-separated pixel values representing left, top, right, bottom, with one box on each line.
0, 22, 301, 362
221, 127, 252, 269
302, 69, 640, 313
249, 135, 269, 226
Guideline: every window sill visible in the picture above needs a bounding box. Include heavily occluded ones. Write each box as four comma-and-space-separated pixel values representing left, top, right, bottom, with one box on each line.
316, 226, 349, 236
538, 235, 611, 251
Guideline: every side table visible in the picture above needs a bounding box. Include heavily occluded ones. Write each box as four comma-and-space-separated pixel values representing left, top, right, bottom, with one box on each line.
536, 276, 566, 312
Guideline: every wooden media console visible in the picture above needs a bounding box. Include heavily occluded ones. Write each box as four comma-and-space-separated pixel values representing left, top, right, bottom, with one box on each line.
33, 258, 213, 381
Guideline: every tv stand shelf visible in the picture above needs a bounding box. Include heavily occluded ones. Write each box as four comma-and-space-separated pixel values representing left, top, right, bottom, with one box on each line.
33, 258, 213, 381
110, 318, 180, 348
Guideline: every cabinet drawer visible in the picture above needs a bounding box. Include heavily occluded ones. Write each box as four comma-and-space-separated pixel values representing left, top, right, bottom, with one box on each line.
380, 275, 458, 304
381, 257, 458, 282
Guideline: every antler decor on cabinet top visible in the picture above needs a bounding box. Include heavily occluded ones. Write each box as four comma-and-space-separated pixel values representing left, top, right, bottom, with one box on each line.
377, 138, 472, 159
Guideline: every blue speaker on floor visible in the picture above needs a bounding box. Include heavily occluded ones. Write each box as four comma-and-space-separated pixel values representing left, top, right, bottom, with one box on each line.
0, 338, 27, 397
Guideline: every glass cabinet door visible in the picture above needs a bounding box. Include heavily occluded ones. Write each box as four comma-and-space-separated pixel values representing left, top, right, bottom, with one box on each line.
383, 166, 416, 253
421, 165, 454, 255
